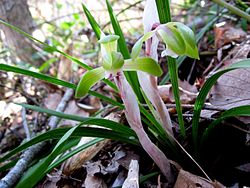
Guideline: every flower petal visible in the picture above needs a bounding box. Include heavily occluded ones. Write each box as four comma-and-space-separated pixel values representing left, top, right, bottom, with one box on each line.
143, 0, 159, 33
75, 67, 105, 98
123, 57, 163, 76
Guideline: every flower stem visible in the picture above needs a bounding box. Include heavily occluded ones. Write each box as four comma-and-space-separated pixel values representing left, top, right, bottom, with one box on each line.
156, 0, 186, 137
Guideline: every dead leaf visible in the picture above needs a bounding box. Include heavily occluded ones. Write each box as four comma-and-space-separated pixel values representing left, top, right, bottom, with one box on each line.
214, 24, 246, 48
209, 42, 250, 144
57, 44, 73, 82
62, 113, 120, 176
158, 83, 197, 104
44, 91, 63, 110
209, 43, 250, 124
116, 151, 140, 170
174, 169, 225, 188
235, 163, 250, 173
122, 160, 139, 188
59, 100, 89, 127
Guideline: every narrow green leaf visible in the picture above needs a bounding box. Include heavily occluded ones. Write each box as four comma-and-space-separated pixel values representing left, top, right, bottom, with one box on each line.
155, 0, 185, 137
0, 127, 138, 164
47, 138, 104, 173
16, 103, 134, 135
0, 159, 18, 173
0, 19, 90, 70
39, 58, 58, 73
75, 67, 105, 98
0, 63, 76, 89
0, 64, 122, 107
192, 59, 250, 151
82, 3, 102, 39
123, 57, 163, 76
0, 19, 117, 92
16, 126, 80, 188
105, 0, 143, 102
155, 0, 171, 23
201, 105, 250, 145
89, 90, 124, 108
167, 59, 186, 137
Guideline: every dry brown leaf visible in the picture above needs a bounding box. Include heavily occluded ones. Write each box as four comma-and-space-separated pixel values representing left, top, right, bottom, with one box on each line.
44, 91, 63, 110
158, 83, 197, 104
59, 100, 89, 127
57, 44, 73, 82
62, 113, 120, 176
174, 169, 225, 188
209, 43, 250, 123
214, 24, 246, 48
122, 160, 139, 188
83, 161, 107, 188
209, 68, 250, 110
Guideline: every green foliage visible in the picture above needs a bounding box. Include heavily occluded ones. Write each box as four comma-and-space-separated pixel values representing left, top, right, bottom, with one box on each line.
192, 59, 250, 152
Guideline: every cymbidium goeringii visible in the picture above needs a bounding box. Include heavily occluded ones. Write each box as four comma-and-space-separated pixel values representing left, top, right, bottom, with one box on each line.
75, 32, 163, 98
75, 32, 173, 181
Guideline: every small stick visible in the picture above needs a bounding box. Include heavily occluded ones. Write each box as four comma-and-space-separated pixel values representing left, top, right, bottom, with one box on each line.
21, 108, 31, 141
0, 88, 74, 188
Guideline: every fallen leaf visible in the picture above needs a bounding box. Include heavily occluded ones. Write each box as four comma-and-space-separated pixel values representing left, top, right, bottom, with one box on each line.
62, 113, 119, 176
57, 44, 73, 82
158, 83, 197, 104
235, 163, 250, 173
174, 169, 225, 188
122, 160, 139, 188
214, 24, 246, 48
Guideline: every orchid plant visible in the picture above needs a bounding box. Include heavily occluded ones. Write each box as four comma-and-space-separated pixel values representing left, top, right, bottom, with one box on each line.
75, 0, 199, 181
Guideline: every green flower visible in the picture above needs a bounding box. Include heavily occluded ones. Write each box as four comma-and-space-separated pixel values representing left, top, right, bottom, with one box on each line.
75, 33, 163, 98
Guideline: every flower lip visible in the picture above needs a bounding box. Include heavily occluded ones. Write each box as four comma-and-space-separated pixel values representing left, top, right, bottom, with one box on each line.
98, 35, 120, 44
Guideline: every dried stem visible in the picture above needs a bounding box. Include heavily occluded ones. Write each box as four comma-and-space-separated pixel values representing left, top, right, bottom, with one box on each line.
115, 72, 173, 183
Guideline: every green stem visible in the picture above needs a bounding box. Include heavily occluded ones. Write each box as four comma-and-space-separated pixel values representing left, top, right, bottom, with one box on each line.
167, 58, 185, 136
156, 0, 186, 137
212, 0, 250, 22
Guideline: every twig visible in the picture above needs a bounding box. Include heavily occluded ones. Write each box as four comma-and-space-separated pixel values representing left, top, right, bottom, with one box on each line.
21, 108, 31, 141
49, 89, 74, 129
0, 88, 74, 188
165, 103, 227, 112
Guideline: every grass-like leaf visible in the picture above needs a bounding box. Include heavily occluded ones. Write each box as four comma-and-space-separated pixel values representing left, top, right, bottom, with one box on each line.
0, 19, 117, 91
192, 59, 250, 151
0, 63, 76, 89
0, 126, 138, 164
16, 125, 81, 188
0, 19, 90, 70
105, 0, 143, 102
46, 138, 104, 173
82, 3, 102, 39
201, 105, 250, 146
17, 103, 134, 135
0, 64, 122, 108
